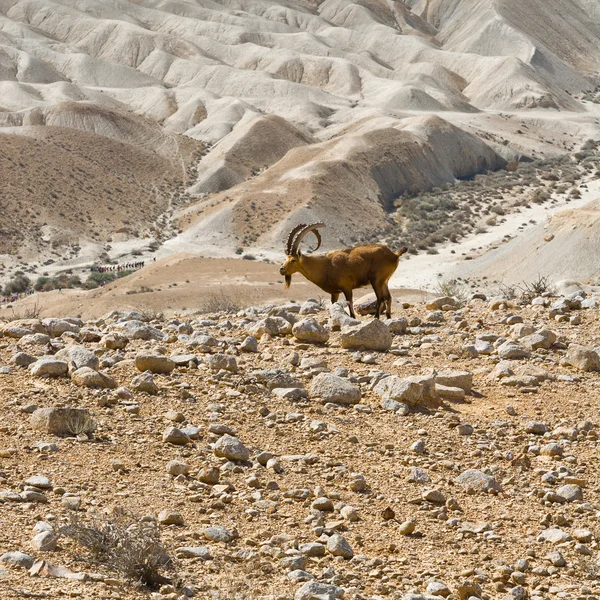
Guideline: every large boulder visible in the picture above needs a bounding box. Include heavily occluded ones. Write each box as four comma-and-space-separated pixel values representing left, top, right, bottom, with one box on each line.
56, 346, 99, 372
31, 407, 95, 436
340, 320, 392, 351
564, 344, 600, 372
373, 376, 423, 407
135, 353, 176, 374
310, 373, 361, 405
71, 367, 117, 389
292, 318, 329, 344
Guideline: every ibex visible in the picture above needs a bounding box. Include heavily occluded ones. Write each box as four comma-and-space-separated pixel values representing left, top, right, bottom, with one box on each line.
279, 222, 407, 319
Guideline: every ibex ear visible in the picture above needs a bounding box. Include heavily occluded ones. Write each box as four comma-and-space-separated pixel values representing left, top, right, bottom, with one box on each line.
398, 247, 408, 257
297, 249, 303, 257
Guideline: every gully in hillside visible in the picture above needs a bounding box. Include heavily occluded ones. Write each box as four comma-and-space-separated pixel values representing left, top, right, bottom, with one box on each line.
280, 223, 407, 319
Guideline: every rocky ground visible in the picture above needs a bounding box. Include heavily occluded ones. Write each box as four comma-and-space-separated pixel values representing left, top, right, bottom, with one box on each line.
1, 291, 600, 600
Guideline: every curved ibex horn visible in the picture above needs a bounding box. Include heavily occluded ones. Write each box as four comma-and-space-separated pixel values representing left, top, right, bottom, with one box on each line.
286, 223, 308, 255
291, 222, 325, 256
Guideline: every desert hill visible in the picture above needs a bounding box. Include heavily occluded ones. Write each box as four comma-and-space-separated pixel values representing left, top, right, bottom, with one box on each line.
1, 0, 600, 282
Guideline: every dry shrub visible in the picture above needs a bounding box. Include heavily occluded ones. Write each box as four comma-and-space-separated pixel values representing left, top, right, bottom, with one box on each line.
59, 508, 174, 588
198, 291, 242, 314
433, 279, 469, 303
63, 411, 97, 438
137, 306, 164, 322
516, 275, 556, 301
0, 301, 42, 322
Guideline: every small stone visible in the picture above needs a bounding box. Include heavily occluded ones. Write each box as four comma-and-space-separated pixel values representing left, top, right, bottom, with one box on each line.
135, 353, 176, 374
538, 528, 571, 544
540, 442, 563, 457
312, 497, 334, 511
205, 353, 238, 373
565, 344, 600, 371
29, 358, 68, 378
374, 376, 423, 407
381, 506, 395, 520
175, 546, 211, 559
71, 367, 117, 389
158, 510, 184, 526
525, 421, 548, 434
456, 424, 473, 436
240, 336, 259, 352
166, 460, 189, 476
25, 476, 51, 489
310, 373, 361, 405
326, 533, 353, 558
30, 407, 95, 436
546, 550, 566, 567
131, 372, 159, 394
299, 543, 326, 557
295, 581, 345, 600
292, 318, 329, 343
436, 385, 465, 401
198, 467, 220, 485
213, 434, 250, 461
61, 495, 81, 510
411, 439, 426, 454
556, 484, 582, 502
202, 526, 236, 543
422, 489, 446, 503
426, 580, 451, 597
162, 427, 191, 446
340, 319, 392, 351
456, 469, 502, 493
0, 551, 35, 569
398, 519, 416, 535
32, 531, 57, 552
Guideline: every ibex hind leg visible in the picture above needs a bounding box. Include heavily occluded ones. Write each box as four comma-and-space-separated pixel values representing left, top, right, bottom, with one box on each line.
343, 290, 355, 318
382, 281, 392, 319
370, 280, 384, 319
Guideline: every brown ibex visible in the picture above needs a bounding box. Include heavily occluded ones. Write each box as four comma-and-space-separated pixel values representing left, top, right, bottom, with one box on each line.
279, 222, 407, 319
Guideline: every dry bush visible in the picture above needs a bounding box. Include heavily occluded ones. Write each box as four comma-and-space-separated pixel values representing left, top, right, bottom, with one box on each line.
433, 279, 469, 303
198, 291, 242, 314
63, 411, 97, 438
59, 508, 174, 588
0, 301, 42, 322
516, 275, 556, 301
137, 306, 164, 322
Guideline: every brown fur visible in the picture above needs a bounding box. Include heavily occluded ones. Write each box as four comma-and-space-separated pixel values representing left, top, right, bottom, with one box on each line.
280, 244, 407, 319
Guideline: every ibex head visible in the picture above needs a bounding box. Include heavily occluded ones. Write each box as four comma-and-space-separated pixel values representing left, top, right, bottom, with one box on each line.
280, 222, 324, 288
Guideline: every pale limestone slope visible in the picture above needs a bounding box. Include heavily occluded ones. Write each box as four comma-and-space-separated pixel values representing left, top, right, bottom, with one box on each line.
0, 0, 599, 261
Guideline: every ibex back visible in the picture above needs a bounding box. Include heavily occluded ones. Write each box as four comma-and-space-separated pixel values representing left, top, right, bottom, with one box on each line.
279, 223, 407, 319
